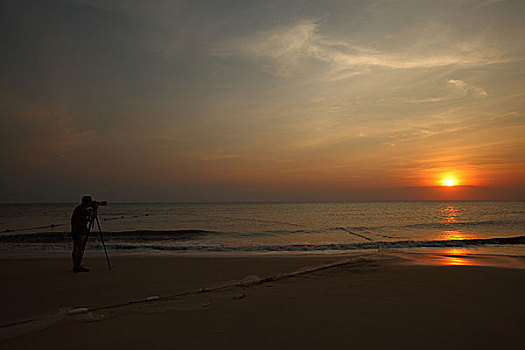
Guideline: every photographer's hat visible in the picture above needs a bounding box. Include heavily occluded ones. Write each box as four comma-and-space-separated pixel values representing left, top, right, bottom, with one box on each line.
81, 195, 93, 204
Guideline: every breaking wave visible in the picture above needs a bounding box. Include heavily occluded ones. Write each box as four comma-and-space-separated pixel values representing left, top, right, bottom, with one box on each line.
334, 219, 525, 234
104, 235, 525, 252
7, 235, 518, 252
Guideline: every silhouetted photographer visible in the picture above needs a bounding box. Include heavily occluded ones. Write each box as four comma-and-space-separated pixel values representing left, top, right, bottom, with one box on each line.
71, 196, 109, 273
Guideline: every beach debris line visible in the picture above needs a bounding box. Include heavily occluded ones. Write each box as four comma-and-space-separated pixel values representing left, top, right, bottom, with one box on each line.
0, 309, 71, 343
80, 253, 378, 313
0, 253, 376, 335
68, 308, 89, 315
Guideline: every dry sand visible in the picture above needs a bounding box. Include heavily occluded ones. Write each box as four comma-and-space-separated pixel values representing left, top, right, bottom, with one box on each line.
1, 251, 524, 349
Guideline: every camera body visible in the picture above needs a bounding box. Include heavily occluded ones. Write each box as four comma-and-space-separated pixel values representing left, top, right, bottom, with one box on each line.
88, 200, 108, 210
87, 200, 107, 220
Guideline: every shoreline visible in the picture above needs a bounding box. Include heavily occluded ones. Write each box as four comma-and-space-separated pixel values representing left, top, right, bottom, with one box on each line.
1, 244, 524, 262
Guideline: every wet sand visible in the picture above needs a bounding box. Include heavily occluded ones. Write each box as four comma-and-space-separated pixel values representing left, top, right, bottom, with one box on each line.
1, 251, 524, 349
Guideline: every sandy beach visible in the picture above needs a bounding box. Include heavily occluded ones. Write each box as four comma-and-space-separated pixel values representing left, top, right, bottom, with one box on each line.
1, 250, 524, 349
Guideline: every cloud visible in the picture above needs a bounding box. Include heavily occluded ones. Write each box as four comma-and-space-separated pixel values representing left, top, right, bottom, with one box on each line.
185, 152, 249, 161
214, 19, 510, 79
409, 78, 489, 104
408, 96, 451, 104
448, 79, 488, 98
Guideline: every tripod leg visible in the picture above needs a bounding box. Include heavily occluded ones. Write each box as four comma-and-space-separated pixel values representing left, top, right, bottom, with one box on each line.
96, 217, 112, 271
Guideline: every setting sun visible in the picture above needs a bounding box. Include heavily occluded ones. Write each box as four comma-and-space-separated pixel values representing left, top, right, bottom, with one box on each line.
444, 178, 456, 187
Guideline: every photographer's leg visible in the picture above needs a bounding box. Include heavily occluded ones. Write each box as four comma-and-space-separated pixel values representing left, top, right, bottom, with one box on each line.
77, 234, 90, 271
72, 234, 81, 271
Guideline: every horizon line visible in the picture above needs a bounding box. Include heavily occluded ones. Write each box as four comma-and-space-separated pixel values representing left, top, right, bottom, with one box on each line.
1, 199, 524, 205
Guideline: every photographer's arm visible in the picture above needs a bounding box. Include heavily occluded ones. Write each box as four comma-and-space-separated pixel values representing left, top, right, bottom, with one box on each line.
89, 202, 99, 219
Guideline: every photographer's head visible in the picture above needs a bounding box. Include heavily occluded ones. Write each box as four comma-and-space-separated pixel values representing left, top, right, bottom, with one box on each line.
80, 196, 107, 209
81, 195, 93, 205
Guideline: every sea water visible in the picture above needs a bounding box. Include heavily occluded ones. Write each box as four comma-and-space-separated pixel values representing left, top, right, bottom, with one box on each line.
0, 201, 524, 254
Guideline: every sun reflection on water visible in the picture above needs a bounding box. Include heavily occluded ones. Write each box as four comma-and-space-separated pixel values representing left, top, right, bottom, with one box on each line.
395, 248, 525, 268
438, 230, 477, 241
442, 205, 458, 223
400, 248, 482, 267
437, 205, 479, 242
433, 248, 472, 266
428, 205, 481, 265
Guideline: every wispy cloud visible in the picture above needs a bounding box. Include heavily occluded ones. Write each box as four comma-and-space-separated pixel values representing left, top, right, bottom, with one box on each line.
408, 78, 489, 103
214, 19, 510, 79
448, 79, 488, 98
185, 151, 249, 161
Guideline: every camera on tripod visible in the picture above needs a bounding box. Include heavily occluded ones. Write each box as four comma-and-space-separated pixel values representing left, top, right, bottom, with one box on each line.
93, 200, 108, 207
87, 200, 107, 218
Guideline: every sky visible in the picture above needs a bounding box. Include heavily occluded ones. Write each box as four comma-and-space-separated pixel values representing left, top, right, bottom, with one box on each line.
1, 0, 524, 202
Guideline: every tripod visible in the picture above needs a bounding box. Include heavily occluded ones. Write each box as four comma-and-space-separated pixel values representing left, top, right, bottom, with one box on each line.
81, 216, 112, 271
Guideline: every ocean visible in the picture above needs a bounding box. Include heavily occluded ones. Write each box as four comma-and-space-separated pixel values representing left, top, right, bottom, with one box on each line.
1, 201, 524, 254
